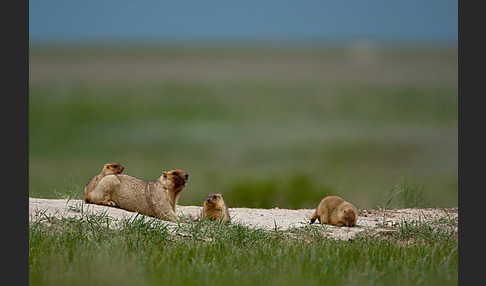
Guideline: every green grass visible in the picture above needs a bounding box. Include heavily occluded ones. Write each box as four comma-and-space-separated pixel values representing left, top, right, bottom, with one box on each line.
378, 179, 430, 209
29, 212, 457, 286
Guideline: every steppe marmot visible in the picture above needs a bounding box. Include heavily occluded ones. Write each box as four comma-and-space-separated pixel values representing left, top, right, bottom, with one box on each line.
310, 195, 358, 227
86, 169, 189, 222
84, 162, 125, 204
201, 193, 231, 223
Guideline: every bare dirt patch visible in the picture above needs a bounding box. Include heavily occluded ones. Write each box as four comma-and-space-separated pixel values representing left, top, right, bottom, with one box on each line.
29, 198, 457, 241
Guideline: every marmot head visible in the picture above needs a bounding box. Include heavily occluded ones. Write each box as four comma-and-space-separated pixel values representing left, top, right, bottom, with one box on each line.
203, 193, 226, 210
338, 204, 357, 227
161, 169, 189, 191
102, 162, 125, 175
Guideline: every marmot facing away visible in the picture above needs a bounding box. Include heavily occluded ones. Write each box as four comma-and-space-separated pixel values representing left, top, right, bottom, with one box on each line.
310, 195, 358, 227
84, 162, 125, 204
201, 193, 231, 223
86, 169, 189, 222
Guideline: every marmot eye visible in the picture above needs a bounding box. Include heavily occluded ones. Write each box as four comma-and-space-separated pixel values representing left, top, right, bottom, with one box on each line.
212, 195, 217, 200
171, 171, 178, 176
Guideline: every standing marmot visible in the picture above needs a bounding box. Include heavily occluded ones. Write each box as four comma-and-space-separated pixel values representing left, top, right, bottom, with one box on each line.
84, 162, 125, 204
310, 195, 358, 227
201, 193, 231, 223
86, 169, 189, 222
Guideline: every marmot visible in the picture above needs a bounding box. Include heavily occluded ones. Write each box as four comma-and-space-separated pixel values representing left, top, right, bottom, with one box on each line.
84, 162, 125, 204
86, 169, 189, 222
201, 193, 231, 223
310, 195, 358, 227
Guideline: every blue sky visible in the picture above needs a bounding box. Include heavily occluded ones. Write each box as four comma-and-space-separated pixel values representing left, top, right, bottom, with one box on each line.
30, 0, 457, 43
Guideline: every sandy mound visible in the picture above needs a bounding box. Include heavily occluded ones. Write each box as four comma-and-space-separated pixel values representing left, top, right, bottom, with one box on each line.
29, 198, 457, 241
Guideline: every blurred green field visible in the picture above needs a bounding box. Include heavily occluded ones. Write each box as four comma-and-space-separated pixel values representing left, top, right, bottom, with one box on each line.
29, 44, 457, 209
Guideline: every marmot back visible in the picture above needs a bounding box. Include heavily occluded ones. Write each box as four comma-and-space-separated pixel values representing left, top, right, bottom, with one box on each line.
84, 162, 124, 203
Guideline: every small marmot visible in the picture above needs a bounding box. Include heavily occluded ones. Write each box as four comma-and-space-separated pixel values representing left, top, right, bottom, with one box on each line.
201, 193, 231, 223
310, 195, 358, 227
84, 162, 125, 204
86, 169, 189, 222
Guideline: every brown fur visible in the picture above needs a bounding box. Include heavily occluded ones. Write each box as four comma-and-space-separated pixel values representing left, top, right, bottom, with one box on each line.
310, 195, 358, 227
86, 169, 189, 222
201, 193, 231, 223
84, 162, 125, 205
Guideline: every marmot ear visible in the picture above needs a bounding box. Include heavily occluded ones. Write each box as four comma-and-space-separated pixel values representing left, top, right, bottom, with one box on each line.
162, 171, 168, 178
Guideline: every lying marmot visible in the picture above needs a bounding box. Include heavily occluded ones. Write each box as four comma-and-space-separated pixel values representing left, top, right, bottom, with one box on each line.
86, 169, 189, 222
310, 195, 358, 227
201, 193, 231, 223
84, 162, 125, 204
